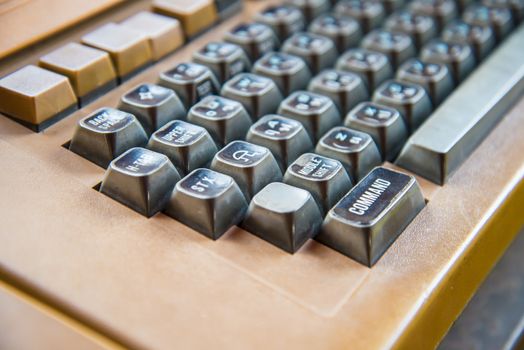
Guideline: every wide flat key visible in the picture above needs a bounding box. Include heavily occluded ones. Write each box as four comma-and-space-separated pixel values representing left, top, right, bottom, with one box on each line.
385, 10, 437, 49
242, 182, 323, 253
463, 4, 514, 42
396, 58, 454, 106
246, 114, 313, 170
361, 29, 416, 69
308, 14, 362, 53
193, 42, 251, 83
119, 83, 186, 135
335, 0, 385, 33
159, 62, 220, 108
166, 168, 247, 239
224, 23, 279, 62
0, 65, 77, 131
69, 108, 148, 168
39, 43, 117, 106
420, 39, 476, 84
277, 90, 341, 142
120, 11, 184, 61
315, 126, 382, 181
316, 166, 425, 266
284, 0, 330, 21
441, 20, 496, 62
153, 0, 218, 37
210, 140, 282, 200
254, 5, 305, 41
253, 52, 312, 96
281, 32, 337, 75
344, 102, 408, 161
221, 73, 283, 121
409, 0, 458, 29
147, 120, 217, 175
187, 95, 252, 146
308, 69, 368, 115
373, 80, 433, 133
81, 23, 152, 80
336, 48, 393, 93
100, 147, 180, 217
284, 153, 352, 214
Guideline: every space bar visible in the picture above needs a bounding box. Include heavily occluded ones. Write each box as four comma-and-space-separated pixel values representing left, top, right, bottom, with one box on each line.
395, 24, 524, 185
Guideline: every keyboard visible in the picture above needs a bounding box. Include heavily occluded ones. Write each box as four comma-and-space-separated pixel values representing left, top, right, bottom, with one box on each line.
0, 0, 523, 348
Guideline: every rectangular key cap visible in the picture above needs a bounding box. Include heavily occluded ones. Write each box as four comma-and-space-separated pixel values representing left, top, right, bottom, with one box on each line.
317, 166, 425, 266
0, 65, 77, 131
153, 0, 218, 37
396, 25, 524, 185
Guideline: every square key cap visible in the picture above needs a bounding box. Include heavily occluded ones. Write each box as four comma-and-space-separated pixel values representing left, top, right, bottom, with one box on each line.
224, 23, 279, 61
153, 0, 218, 37
336, 48, 393, 93
442, 21, 496, 62
284, 153, 352, 214
385, 11, 437, 50
463, 5, 514, 42
210, 140, 282, 200
100, 147, 181, 217
119, 83, 186, 135
254, 5, 305, 41
344, 102, 408, 161
159, 62, 220, 108
277, 91, 341, 142
147, 120, 217, 175
409, 0, 458, 30
221, 73, 282, 121
482, 0, 524, 24
335, 0, 385, 33
242, 182, 323, 253
187, 95, 252, 146
317, 167, 425, 266
315, 126, 381, 181
246, 114, 313, 170
284, 0, 330, 21
69, 108, 148, 168
281, 32, 337, 74
193, 42, 251, 83
372, 80, 433, 133
309, 14, 362, 53
253, 52, 311, 96
308, 69, 368, 115
420, 40, 476, 84
166, 168, 247, 239
361, 29, 416, 69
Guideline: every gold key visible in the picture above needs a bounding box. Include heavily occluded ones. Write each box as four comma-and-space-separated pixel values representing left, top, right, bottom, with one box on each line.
153, 0, 218, 37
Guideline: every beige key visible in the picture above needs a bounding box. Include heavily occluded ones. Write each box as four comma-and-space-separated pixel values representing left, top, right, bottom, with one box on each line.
120, 11, 184, 61
81, 23, 152, 79
39, 43, 117, 105
0, 65, 77, 130
153, 0, 218, 37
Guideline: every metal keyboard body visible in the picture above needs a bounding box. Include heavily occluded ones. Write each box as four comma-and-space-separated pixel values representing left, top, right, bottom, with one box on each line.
0, 1, 524, 350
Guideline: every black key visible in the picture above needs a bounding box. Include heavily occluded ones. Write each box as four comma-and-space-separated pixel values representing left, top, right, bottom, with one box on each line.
335, 0, 385, 33
166, 168, 248, 239
361, 29, 416, 69
385, 10, 437, 49
193, 42, 251, 83
187, 95, 252, 146
420, 39, 476, 84
315, 126, 382, 181
308, 69, 368, 115
147, 120, 218, 175
317, 166, 425, 266
277, 90, 341, 142
252, 52, 312, 96
409, 0, 458, 30
372, 80, 433, 133
210, 140, 282, 200
283, 153, 352, 214
396, 58, 454, 105
159, 62, 220, 108
100, 147, 181, 217
246, 114, 313, 170
308, 14, 362, 52
224, 23, 279, 61
336, 48, 393, 92
221, 73, 283, 121
442, 20, 496, 62
284, 0, 330, 21
281, 32, 338, 74
69, 108, 148, 168
463, 5, 514, 42
254, 5, 305, 41
119, 83, 186, 135
344, 102, 408, 161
